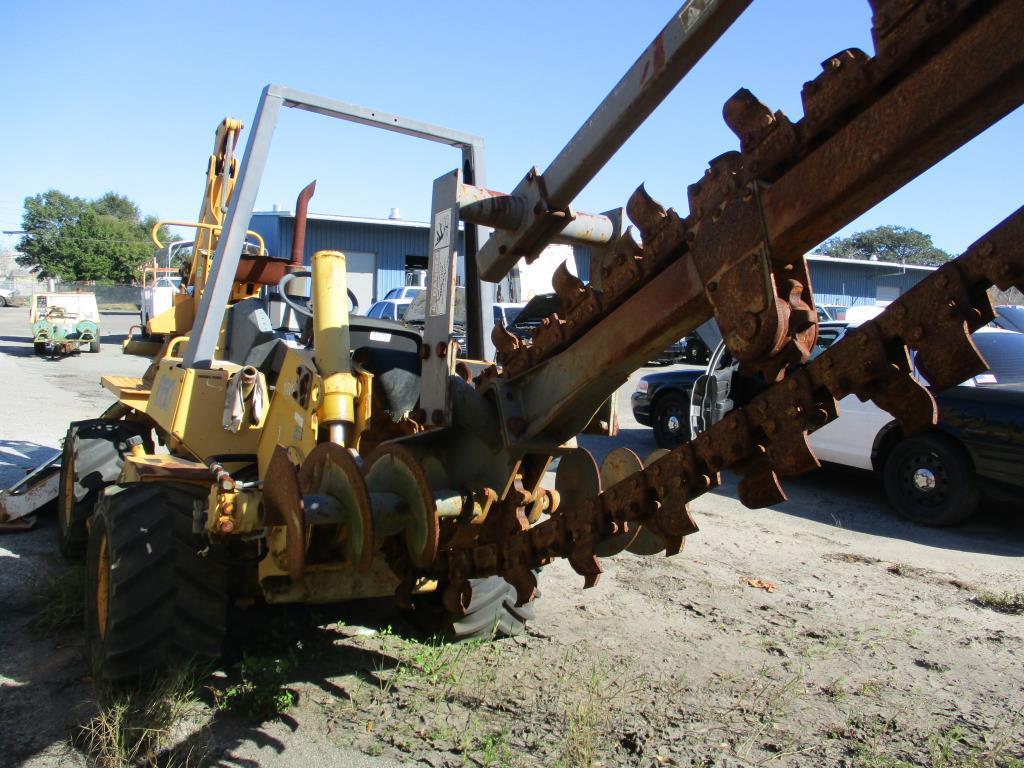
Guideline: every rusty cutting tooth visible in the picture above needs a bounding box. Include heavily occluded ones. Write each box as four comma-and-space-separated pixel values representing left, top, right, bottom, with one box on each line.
626, 183, 667, 240
505, 567, 538, 607
491, 320, 521, 362
722, 87, 775, 152
552, 261, 586, 312
613, 225, 644, 260
442, 579, 473, 617
568, 546, 603, 589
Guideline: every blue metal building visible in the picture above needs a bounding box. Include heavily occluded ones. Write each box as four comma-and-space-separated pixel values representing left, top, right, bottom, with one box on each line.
249, 210, 934, 313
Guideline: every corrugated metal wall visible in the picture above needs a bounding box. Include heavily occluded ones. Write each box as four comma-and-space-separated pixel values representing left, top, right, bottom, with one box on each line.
250, 213, 463, 301
807, 259, 932, 308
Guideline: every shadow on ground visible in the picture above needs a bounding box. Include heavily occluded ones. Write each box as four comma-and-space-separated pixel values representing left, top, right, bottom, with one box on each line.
0, 513, 415, 767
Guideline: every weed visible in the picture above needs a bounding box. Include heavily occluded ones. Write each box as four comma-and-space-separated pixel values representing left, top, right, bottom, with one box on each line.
30, 564, 84, 634
216, 654, 296, 720
973, 590, 1024, 615
77, 666, 208, 768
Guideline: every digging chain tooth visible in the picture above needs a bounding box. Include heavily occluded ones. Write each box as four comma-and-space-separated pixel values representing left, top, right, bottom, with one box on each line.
552, 261, 586, 314
626, 183, 668, 241
491, 320, 521, 363
612, 225, 643, 262
722, 88, 777, 153
800, 49, 873, 139
442, 578, 473, 617
686, 151, 743, 221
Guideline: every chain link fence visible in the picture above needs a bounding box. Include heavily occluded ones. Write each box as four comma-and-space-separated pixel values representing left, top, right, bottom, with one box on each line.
0, 279, 139, 311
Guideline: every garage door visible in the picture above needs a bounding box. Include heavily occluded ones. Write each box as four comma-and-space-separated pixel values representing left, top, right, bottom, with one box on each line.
343, 251, 376, 313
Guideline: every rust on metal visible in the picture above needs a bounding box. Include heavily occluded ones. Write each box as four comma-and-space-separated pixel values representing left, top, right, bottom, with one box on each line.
263, 445, 305, 582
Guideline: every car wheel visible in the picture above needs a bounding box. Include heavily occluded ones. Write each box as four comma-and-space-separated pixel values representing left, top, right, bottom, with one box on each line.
653, 391, 689, 450
0, 295, 7, 307
882, 433, 979, 526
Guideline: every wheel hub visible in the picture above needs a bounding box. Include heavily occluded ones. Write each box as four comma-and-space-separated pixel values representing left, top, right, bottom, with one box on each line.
666, 414, 681, 434
912, 467, 937, 493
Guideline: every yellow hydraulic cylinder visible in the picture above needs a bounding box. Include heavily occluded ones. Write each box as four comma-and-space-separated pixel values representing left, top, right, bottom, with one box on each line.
311, 250, 358, 445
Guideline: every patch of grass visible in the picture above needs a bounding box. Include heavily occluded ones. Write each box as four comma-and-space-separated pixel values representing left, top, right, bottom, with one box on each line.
973, 590, 1024, 615
77, 666, 208, 768
30, 565, 84, 634
216, 654, 296, 720
561, 666, 608, 768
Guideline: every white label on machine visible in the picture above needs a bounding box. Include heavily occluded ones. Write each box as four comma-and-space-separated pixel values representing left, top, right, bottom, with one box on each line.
429, 208, 453, 317
369, 331, 391, 343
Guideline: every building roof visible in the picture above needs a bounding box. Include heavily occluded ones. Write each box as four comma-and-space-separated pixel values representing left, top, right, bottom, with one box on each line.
805, 252, 937, 272
252, 210, 430, 229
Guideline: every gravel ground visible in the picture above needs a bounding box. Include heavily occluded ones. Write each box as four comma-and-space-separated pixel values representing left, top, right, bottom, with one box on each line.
1, 307, 1022, 767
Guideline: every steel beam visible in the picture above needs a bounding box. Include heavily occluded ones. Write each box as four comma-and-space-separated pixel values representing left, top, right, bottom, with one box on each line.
182, 84, 492, 367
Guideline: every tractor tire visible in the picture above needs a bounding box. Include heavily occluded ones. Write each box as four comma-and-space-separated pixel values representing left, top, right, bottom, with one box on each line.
407, 574, 538, 641
653, 391, 690, 450
34, 342, 46, 355
89, 340, 101, 353
58, 419, 152, 559
882, 432, 980, 526
86, 483, 228, 685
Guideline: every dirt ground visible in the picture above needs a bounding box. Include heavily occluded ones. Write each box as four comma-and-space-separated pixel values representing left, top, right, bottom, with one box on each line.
1, 309, 1022, 767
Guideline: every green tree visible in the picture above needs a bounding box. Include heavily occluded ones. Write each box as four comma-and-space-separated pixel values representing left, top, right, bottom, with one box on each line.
16, 190, 166, 282
818, 225, 952, 266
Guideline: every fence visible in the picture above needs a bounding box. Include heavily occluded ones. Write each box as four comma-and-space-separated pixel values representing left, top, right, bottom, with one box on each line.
0, 280, 139, 310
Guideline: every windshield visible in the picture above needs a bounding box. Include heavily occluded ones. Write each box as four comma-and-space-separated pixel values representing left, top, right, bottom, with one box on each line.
396, 303, 411, 320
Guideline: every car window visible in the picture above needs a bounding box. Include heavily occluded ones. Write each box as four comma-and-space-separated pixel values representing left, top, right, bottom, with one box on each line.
396, 303, 410, 320
384, 289, 401, 300
367, 303, 383, 318
810, 327, 844, 360
969, 332, 1024, 385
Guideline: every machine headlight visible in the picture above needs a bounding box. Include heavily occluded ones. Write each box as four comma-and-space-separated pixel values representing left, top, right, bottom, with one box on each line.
636, 380, 649, 394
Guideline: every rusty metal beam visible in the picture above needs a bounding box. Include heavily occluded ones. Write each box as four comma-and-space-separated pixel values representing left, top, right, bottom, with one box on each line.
763, 0, 1024, 260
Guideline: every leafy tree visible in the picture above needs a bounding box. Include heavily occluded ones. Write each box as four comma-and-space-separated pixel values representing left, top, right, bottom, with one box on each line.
817, 225, 952, 266
16, 190, 167, 282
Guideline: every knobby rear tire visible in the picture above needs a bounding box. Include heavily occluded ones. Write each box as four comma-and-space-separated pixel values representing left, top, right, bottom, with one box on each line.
86, 482, 228, 686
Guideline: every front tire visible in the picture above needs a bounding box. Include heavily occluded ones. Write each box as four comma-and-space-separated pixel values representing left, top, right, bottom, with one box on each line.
58, 419, 152, 558
882, 433, 979, 526
89, 340, 101, 353
653, 392, 690, 450
86, 483, 228, 685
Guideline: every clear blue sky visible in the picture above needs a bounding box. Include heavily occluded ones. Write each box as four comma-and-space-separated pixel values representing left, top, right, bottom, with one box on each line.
1, 0, 1019, 257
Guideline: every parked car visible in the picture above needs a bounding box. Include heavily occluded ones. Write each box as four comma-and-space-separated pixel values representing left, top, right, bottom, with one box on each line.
680, 334, 710, 364
649, 338, 687, 366
0, 287, 17, 307
382, 286, 425, 301
683, 322, 1024, 526
992, 304, 1024, 333
631, 367, 706, 447
30, 291, 102, 355
365, 299, 412, 322
493, 302, 525, 328
505, 293, 559, 342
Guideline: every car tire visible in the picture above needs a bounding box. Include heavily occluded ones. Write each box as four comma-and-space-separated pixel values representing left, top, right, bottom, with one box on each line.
652, 391, 690, 450
0, 295, 7, 307
882, 433, 979, 526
